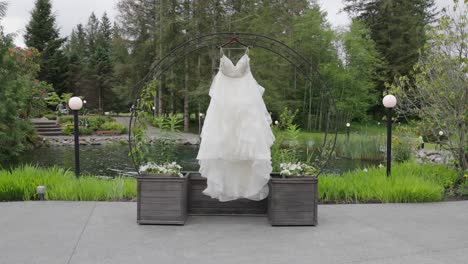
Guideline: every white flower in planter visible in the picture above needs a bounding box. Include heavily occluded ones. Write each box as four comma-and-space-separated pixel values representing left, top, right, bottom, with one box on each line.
280, 162, 317, 177
139, 161, 184, 177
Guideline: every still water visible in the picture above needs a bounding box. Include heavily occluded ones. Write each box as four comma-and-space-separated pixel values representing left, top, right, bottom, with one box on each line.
17, 144, 380, 177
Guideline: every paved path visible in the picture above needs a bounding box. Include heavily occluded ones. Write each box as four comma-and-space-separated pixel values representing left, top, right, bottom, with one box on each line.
114, 116, 200, 144
1, 201, 467, 264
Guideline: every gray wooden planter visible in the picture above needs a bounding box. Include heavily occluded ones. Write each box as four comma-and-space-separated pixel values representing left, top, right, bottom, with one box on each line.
188, 172, 267, 215
137, 172, 318, 226
137, 173, 188, 225
268, 173, 318, 226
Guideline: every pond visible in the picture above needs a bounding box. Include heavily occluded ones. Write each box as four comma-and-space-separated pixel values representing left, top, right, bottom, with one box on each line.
17, 144, 381, 177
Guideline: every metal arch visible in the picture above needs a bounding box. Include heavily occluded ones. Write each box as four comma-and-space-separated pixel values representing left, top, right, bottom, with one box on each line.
129, 32, 340, 175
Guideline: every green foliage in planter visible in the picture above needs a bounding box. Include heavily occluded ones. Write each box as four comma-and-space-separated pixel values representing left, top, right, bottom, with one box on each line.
318, 162, 459, 203
0, 165, 136, 201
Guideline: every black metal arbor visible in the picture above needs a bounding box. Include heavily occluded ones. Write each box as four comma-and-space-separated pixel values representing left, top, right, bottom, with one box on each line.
129, 32, 340, 175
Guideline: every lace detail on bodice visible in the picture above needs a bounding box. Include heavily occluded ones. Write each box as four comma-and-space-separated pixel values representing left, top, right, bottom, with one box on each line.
220, 54, 250, 78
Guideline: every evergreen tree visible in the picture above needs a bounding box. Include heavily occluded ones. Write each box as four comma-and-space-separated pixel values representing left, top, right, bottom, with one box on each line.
24, 0, 68, 94
344, 0, 436, 78
65, 24, 86, 97
95, 13, 115, 111
1, 2, 37, 164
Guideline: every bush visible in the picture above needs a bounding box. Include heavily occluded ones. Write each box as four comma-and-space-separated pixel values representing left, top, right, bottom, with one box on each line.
0, 165, 136, 201
62, 125, 93, 136
457, 179, 468, 196
100, 122, 127, 134
59, 116, 125, 135
87, 116, 114, 129
392, 136, 414, 163
318, 162, 459, 203
43, 113, 57, 120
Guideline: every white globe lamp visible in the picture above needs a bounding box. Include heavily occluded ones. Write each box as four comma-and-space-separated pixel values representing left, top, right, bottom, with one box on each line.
68, 97, 83, 111
383, 94, 397, 177
68, 96, 83, 177
382, 94, 397, 108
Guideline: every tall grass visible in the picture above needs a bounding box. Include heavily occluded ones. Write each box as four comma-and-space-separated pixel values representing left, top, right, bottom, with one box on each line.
334, 134, 385, 160
319, 162, 459, 203
0, 165, 136, 201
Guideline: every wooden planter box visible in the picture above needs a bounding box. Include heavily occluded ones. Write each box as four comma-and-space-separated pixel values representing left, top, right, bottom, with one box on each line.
268, 173, 318, 226
187, 172, 267, 215
137, 172, 318, 226
137, 174, 188, 225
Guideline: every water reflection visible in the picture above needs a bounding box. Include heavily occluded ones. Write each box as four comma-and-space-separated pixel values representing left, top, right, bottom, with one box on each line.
17, 144, 380, 176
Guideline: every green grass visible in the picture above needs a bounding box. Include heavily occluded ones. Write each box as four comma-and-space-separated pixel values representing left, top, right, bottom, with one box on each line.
319, 162, 459, 203
0, 166, 136, 201
334, 133, 385, 160
0, 163, 460, 203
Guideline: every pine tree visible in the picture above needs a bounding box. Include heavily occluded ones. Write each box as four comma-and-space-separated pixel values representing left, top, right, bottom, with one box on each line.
65, 24, 86, 97
96, 12, 115, 111
24, 0, 68, 94
344, 0, 436, 78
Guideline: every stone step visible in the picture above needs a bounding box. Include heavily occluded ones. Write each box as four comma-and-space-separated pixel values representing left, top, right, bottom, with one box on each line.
32, 121, 57, 126
36, 127, 62, 132
34, 124, 60, 129
37, 131, 63, 136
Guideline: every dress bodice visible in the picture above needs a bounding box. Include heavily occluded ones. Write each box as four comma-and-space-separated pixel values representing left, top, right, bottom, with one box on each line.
219, 50, 250, 78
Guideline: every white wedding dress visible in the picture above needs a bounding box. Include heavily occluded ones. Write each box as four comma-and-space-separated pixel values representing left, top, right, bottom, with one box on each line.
196, 48, 275, 202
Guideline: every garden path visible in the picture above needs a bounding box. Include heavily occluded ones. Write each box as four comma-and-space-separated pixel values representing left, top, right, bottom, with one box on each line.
114, 116, 200, 144
1, 201, 467, 264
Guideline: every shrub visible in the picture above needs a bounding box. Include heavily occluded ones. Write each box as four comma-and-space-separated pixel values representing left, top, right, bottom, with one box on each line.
87, 116, 113, 129
392, 136, 414, 163
43, 113, 57, 120
100, 122, 127, 134
62, 125, 93, 136
457, 178, 468, 196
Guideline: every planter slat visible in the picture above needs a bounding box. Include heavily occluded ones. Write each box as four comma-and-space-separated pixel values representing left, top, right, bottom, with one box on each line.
268, 176, 318, 226
140, 210, 184, 217
187, 172, 267, 215
140, 183, 183, 191
137, 172, 318, 226
137, 174, 188, 225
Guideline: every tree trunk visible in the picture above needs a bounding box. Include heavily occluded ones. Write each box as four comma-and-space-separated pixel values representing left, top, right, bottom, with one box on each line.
184, 57, 190, 132
158, 77, 163, 116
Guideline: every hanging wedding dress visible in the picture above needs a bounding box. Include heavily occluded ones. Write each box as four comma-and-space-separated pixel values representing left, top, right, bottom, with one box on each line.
196, 47, 275, 202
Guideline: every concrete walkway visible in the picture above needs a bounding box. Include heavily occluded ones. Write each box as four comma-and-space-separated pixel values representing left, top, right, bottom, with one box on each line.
114, 116, 200, 144
1, 201, 467, 264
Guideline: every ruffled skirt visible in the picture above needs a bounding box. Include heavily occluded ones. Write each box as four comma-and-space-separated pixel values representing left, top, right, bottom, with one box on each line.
196, 72, 274, 202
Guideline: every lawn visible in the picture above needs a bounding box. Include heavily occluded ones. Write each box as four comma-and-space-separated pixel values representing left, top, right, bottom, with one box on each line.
0, 163, 462, 203
0, 166, 136, 201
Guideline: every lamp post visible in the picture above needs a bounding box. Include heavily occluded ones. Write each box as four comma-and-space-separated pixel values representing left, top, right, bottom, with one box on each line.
198, 113, 204, 135
152, 106, 156, 118
68, 97, 83, 177
383, 94, 397, 177
346, 122, 350, 142
438, 130, 444, 150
